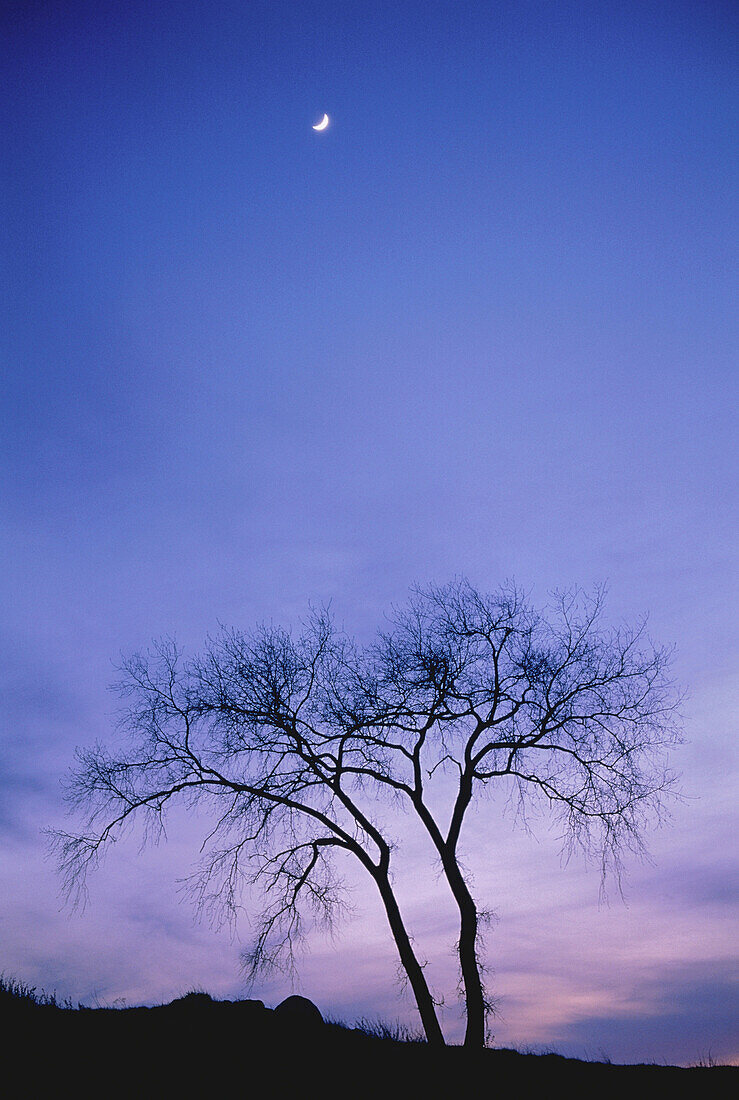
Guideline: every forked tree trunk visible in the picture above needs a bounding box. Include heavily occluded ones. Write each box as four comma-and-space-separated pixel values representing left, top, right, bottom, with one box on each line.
411, 787, 489, 1047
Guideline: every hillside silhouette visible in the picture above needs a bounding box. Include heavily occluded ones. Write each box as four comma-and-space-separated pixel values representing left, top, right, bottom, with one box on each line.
2, 978, 736, 1098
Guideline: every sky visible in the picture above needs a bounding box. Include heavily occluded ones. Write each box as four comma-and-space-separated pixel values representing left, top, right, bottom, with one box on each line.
1, 0, 737, 1066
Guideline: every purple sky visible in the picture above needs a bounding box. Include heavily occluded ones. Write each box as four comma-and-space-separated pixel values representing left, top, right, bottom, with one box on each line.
1, 0, 737, 1065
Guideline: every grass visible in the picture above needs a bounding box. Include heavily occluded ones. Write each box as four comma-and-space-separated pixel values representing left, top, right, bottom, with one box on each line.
691, 1051, 723, 1069
0, 973, 73, 1010
346, 1016, 426, 1043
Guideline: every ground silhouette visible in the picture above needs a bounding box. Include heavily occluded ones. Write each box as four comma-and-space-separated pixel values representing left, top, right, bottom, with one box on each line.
2, 979, 735, 1098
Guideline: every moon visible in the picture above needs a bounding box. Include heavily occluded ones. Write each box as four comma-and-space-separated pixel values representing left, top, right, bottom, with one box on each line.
312, 113, 330, 131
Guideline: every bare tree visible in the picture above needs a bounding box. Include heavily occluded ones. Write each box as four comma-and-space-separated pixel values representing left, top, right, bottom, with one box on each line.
52, 580, 681, 1048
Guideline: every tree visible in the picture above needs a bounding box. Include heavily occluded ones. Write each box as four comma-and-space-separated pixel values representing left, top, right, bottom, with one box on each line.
52, 579, 681, 1048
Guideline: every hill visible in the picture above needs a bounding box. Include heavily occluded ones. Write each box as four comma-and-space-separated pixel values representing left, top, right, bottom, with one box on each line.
2, 980, 735, 1098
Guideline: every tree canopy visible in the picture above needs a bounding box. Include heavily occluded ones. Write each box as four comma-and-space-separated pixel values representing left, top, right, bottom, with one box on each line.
53, 579, 681, 1046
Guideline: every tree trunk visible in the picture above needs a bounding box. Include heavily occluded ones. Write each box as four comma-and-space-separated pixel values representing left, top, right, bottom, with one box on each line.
372, 869, 446, 1046
442, 854, 488, 1048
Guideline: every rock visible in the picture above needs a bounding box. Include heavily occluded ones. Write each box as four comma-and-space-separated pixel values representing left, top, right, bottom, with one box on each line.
273, 995, 323, 1028
230, 998, 267, 1023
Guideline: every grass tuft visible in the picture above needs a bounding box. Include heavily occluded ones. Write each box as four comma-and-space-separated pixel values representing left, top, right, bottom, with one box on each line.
0, 973, 73, 1010
353, 1016, 426, 1043
691, 1051, 729, 1069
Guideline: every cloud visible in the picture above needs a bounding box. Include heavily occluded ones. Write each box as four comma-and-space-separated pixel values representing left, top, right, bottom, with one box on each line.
549, 958, 739, 1066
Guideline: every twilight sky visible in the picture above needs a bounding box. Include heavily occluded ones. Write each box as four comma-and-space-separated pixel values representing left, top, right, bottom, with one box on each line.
1, 0, 737, 1066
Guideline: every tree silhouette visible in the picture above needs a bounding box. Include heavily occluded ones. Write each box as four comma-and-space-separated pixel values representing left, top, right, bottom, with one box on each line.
52, 579, 681, 1047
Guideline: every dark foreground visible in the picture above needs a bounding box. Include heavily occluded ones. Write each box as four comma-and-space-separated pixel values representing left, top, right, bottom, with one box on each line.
3, 990, 736, 1098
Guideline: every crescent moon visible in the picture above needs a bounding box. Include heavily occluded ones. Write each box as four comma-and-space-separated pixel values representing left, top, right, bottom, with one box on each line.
312, 113, 330, 131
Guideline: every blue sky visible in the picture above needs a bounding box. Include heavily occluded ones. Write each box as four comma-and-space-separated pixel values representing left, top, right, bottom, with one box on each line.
1, 0, 737, 1064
